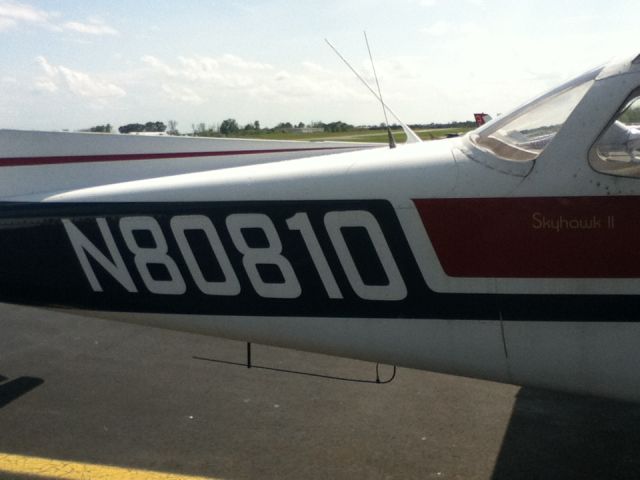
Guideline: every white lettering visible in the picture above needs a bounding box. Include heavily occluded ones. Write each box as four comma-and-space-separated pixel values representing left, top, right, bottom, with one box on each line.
170, 215, 241, 296
324, 211, 406, 301
286, 212, 342, 299
62, 218, 137, 293
226, 213, 301, 299
120, 217, 186, 295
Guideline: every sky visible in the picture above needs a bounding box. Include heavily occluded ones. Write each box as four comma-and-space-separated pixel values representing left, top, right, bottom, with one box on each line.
0, 0, 639, 132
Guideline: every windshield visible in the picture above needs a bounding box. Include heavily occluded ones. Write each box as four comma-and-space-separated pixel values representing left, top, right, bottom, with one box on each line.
470, 68, 599, 162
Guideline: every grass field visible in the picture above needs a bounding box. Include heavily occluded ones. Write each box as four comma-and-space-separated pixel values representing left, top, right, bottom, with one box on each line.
226, 126, 474, 143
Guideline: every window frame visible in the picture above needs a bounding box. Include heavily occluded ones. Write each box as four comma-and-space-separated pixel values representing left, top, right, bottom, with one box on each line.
589, 87, 640, 178
470, 67, 601, 163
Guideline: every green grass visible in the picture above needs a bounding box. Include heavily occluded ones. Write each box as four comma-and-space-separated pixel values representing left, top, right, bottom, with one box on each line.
225, 126, 474, 143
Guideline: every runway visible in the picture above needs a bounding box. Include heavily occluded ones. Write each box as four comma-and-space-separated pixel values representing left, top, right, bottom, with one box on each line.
1, 303, 640, 479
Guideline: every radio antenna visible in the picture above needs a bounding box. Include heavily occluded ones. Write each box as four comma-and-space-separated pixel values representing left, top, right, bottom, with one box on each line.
364, 31, 395, 148
325, 38, 421, 145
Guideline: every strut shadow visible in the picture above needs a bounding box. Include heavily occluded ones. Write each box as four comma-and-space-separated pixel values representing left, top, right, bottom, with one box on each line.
0, 375, 44, 409
492, 387, 640, 480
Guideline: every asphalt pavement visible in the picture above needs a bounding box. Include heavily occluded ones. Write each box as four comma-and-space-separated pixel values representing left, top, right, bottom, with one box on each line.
1, 303, 640, 479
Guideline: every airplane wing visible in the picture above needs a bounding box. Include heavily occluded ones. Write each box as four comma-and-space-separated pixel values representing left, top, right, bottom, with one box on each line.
0, 129, 380, 198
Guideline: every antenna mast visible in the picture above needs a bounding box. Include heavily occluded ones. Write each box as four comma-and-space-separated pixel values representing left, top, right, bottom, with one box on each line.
325, 38, 422, 145
364, 31, 395, 149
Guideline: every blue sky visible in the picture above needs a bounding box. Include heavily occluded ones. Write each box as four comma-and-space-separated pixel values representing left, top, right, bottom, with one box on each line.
0, 0, 638, 132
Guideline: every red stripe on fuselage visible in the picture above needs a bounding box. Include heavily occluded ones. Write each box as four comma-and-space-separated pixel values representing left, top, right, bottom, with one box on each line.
0, 146, 365, 167
414, 196, 640, 278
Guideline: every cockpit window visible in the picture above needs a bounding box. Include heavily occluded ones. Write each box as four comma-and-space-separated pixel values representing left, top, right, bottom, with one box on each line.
590, 92, 640, 177
470, 74, 595, 162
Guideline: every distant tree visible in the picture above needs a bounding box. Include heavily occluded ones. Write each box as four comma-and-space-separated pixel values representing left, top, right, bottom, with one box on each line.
87, 124, 112, 133
167, 120, 179, 135
296, 122, 305, 128
220, 118, 240, 135
119, 121, 166, 134
144, 121, 166, 132
253, 120, 260, 130
273, 122, 293, 133
244, 123, 254, 131
119, 123, 145, 134
191, 122, 221, 137
323, 121, 353, 133
192, 123, 206, 135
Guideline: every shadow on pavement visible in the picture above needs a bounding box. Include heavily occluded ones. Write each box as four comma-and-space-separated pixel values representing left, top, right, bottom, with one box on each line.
492, 387, 640, 480
0, 376, 44, 409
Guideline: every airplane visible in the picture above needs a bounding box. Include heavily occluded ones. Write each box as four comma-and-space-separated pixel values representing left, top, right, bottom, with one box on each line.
1, 52, 640, 403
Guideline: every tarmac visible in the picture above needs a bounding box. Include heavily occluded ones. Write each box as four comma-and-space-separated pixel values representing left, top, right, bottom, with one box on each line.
2, 302, 640, 479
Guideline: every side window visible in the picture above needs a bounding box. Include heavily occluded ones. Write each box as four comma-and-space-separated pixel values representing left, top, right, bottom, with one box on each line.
591, 92, 640, 177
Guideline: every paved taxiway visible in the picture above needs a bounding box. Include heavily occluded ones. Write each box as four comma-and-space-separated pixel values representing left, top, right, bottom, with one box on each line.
2, 303, 640, 479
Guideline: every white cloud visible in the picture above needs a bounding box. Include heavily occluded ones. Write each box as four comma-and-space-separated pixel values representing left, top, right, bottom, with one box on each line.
63, 20, 118, 36
144, 54, 273, 84
144, 54, 264, 89
58, 66, 125, 97
274, 70, 291, 81
0, 1, 117, 35
141, 55, 178, 76
36, 55, 57, 77
301, 61, 329, 73
178, 56, 223, 81
35, 56, 126, 98
140, 53, 369, 111
0, 1, 49, 24
219, 54, 273, 71
34, 78, 58, 93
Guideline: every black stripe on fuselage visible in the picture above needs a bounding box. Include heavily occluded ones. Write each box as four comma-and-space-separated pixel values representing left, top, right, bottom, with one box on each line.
0, 200, 636, 322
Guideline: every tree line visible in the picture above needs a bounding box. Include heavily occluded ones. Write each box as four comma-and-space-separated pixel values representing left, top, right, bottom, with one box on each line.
84, 118, 475, 136
84, 121, 177, 135
189, 119, 356, 137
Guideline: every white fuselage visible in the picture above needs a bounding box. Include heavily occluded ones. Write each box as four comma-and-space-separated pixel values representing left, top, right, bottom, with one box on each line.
2, 53, 640, 403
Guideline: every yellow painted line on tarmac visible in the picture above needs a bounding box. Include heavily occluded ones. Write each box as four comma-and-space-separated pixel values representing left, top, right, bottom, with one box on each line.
0, 452, 220, 480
